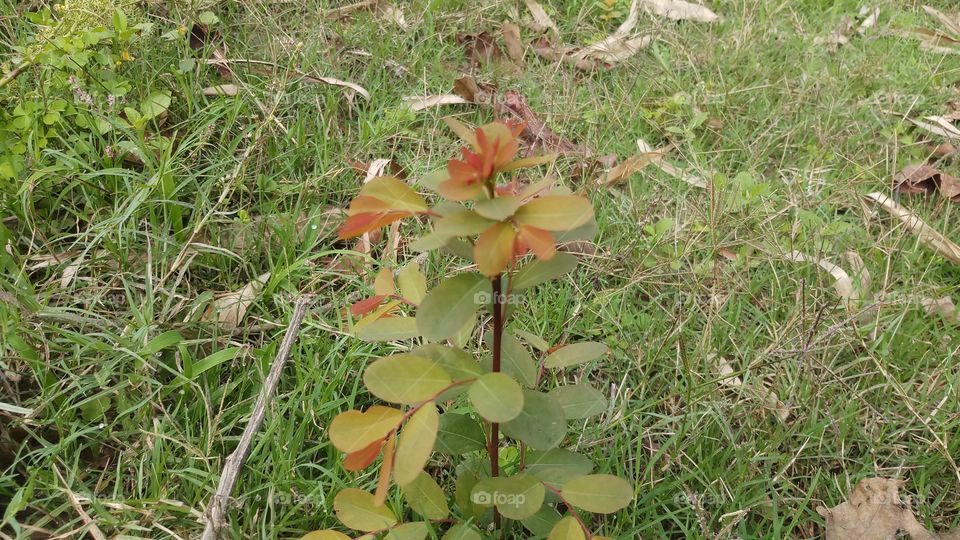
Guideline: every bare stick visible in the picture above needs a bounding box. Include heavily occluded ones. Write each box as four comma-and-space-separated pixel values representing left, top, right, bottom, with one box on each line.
201, 296, 313, 540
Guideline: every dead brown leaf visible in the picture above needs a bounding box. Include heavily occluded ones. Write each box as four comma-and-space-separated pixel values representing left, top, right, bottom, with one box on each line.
452, 75, 497, 105
522, 0, 561, 38
502, 22, 525, 63
458, 32, 505, 66
498, 90, 589, 156
639, 0, 719, 23
922, 296, 960, 325
786, 251, 861, 312
600, 144, 672, 186
202, 84, 239, 97
712, 354, 790, 422
815, 15, 853, 51
816, 478, 951, 540
923, 5, 960, 37
863, 192, 960, 264
893, 164, 960, 202
402, 94, 470, 112
635, 139, 709, 188
203, 273, 270, 330
532, 0, 652, 70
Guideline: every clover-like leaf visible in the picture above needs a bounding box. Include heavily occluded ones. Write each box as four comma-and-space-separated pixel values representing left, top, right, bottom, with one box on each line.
334, 488, 398, 532
543, 342, 609, 369
364, 354, 451, 404
402, 472, 450, 519
469, 372, 524, 422
561, 474, 634, 514
501, 390, 567, 450
330, 406, 403, 454
417, 273, 487, 341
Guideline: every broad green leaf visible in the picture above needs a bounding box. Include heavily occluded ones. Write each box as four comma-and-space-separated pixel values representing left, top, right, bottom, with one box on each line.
140, 330, 184, 356
364, 355, 451, 404
442, 524, 482, 540
410, 230, 448, 252
513, 253, 578, 290
397, 262, 427, 304
300, 531, 351, 540
548, 516, 586, 540
141, 91, 171, 120
333, 488, 397, 532
436, 209, 496, 237
442, 117, 479, 148
330, 406, 403, 453
394, 404, 440, 486
454, 469, 488, 522
561, 474, 634, 514
501, 153, 557, 172
417, 273, 487, 342
514, 329, 551, 352
360, 176, 428, 213
471, 474, 545, 520
374, 267, 396, 296
554, 216, 598, 242
419, 166, 448, 190
402, 472, 449, 519
514, 196, 593, 231
501, 390, 567, 450
356, 317, 421, 342
522, 506, 563, 537
543, 342, 609, 369
549, 383, 607, 419
435, 413, 486, 455
474, 221, 516, 277
469, 373, 524, 422
384, 522, 430, 540
188, 347, 242, 381
413, 345, 484, 381
525, 449, 594, 487
474, 196, 522, 220
501, 332, 538, 387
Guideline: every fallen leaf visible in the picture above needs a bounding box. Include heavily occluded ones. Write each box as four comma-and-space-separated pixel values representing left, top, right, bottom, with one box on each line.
786, 251, 860, 312
639, 0, 719, 23
898, 26, 960, 55
921, 296, 960, 325
376, 3, 408, 31
815, 15, 853, 51
302, 74, 370, 101
600, 143, 671, 186
532, 0, 652, 70
190, 24, 233, 79
203, 273, 270, 330
363, 158, 403, 183
502, 21, 525, 63
712, 354, 789, 422
857, 6, 880, 34
910, 115, 960, 141
325, 0, 378, 19
498, 90, 588, 156
523, 0, 561, 38
202, 84, 239, 97
635, 139, 708, 188
816, 478, 945, 540
458, 32, 505, 66
401, 94, 470, 112
922, 5, 960, 37
863, 192, 960, 264
893, 163, 960, 202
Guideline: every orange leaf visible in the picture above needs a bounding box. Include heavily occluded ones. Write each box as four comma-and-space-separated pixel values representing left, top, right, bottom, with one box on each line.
343, 437, 386, 472
475, 222, 517, 277
348, 195, 392, 216
351, 295, 387, 317
338, 211, 412, 239
374, 434, 396, 506
517, 225, 556, 260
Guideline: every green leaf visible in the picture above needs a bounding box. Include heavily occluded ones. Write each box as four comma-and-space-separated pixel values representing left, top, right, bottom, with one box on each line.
139, 330, 184, 356
522, 506, 563, 537
525, 449, 594, 487
514, 196, 594, 231
435, 413, 486, 455
397, 262, 427, 304
300, 531, 352, 540
501, 153, 557, 172
333, 488, 397, 532
356, 317, 421, 342
394, 404, 440, 486
417, 273, 487, 342
454, 469, 488, 522
384, 522, 430, 540
469, 373, 524, 422
513, 253, 578, 290
442, 524, 482, 540
402, 472, 449, 519
514, 329, 551, 352
112, 8, 127, 32
473, 195, 522, 220
501, 390, 567, 450
500, 332, 538, 387
543, 342, 609, 369
360, 176, 428, 213
549, 383, 607, 419
413, 345, 484, 382
471, 474, 545, 520
140, 91, 171, 121
561, 474, 634, 514
189, 347, 242, 381
198, 10, 219, 25
436, 209, 496, 237
364, 354, 451, 404
329, 406, 403, 453
548, 516, 586, 540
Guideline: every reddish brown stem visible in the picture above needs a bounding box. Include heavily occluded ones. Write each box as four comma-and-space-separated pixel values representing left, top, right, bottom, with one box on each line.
490, 275, 504, 531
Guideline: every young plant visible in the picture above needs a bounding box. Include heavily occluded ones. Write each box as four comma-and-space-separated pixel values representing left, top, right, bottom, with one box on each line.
308, 119, 633, 539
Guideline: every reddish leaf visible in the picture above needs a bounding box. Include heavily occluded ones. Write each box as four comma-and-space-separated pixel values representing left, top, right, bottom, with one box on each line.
343, 437, 386, 472
351, 295, 387, 317
338, 211, 412, 239
475, 222, 517, 276
517, 225, 556, 260
374, 434, 396, 506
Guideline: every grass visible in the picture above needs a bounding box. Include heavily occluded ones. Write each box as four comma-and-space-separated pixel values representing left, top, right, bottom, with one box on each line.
1, 0, 960, 538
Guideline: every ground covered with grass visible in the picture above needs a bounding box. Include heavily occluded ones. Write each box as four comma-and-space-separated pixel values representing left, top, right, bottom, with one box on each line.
2, 0, 960, 538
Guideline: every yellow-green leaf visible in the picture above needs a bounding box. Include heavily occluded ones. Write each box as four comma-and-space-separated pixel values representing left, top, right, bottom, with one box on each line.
435, 412, 487, 455
330, 406, 403, 453
513, 253, 578, 290
442, 117, 479, 148
474, 195, 523, 220
394, 404, 440, 486
515, 196, 593, 231
384, 522, 430, 540
413, 345, 484, 382
374, 267, 396, 296
334, 488, 398, 532
548, 516, 586, 540
525, 448, 594, 487
360, 176, 428, 213
543, 342, 609, 369
474, 221, 516, 277
416, 273, 487, 342
402, 472, 449, 519
501, 390, 567, 450
549, 383, 607, 419
397, 262, 427, 304
356, 316, 421, 342
471, 474, 545, 520
364, 354, 451, 404
442, 524, 482, 540
300, 531, 351, 540
501, 153, 557, 172
521, 506, 563, 537
469, 373, 524, 422
436, 209, 496, 237
561, 474, 634, 514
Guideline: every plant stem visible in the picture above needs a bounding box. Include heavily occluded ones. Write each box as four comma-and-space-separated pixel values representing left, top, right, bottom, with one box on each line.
490, 275, 503, 531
